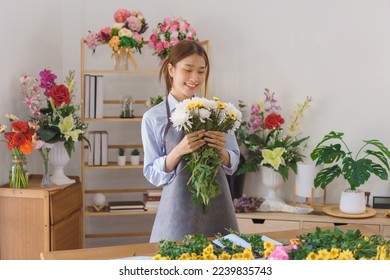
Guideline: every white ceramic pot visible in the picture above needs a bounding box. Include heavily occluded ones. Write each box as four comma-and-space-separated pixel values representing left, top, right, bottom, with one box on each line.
295, 162, 324, 198
339, 189, 366, 214
130, 155, 140, 166
261, 166, 284, 202
117, 155, 126, 166
49, 142, 75, 185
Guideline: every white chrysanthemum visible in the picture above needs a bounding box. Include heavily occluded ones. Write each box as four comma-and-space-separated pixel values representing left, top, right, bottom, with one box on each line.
198, 108, 211, 123
202, 98, 218, 110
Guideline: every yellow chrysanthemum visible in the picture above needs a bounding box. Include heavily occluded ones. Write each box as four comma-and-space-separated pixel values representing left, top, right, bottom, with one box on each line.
217, 101, 226, 109
218, 251, 231, 260
202, 244, 214, 255
317, 249, 330, 260
178, 253, 191, 260
264, 241, 275, 250
242, 248, 254, 260
329, 248, 340, 260
337, 250, 355, 260
212, 96, 219, 101
306, 252, 318, 260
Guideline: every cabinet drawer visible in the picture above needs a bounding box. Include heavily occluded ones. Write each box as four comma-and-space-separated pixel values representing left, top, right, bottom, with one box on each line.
302, 222, 380, 233
51, 209, 82, 251
50, 183, 82, 225
237, 218, 300, 234
382, 225, 390, 238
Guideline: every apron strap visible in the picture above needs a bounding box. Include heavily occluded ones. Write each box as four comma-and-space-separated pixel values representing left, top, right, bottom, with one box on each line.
163, 97, 172, 153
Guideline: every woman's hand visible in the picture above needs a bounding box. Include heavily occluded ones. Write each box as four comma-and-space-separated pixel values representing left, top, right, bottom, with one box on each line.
204, 131, 230, 166
164, 129, 205, 172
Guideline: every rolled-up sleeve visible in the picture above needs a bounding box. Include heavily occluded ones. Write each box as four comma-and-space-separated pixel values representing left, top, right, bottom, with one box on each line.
222, 132, 240, 175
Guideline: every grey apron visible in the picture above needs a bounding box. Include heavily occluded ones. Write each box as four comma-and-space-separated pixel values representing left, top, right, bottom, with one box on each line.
149, 99, 239, 242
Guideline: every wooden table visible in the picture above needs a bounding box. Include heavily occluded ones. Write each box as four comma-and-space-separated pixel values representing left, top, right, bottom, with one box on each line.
40, 224, 380, 260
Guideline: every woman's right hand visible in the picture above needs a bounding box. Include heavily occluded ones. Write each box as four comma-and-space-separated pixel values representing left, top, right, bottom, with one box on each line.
164, 129, 205, 172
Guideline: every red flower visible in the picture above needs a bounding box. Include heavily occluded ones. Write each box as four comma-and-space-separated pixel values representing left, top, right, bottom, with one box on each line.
12, 121, 29, 133
265, 113, 285, 129
48, 84, 71, 106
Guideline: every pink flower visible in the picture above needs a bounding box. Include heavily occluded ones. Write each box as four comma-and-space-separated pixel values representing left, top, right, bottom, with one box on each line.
163, 41, 170, 49
114, 9, 130, 23
98, 27, 111, 43
171, 37, 179, 46
267, 244, 297, 260
127, 16, 142, 31
164, 17, 172, 25
149, 33, 157, 44
33, 139, 45, 150
170, 22, 179, 32
160, 23, 167, 32
133, 32, 142, 43
180, 23, 190, 32
156, 42, 164, 52
86, 32, 99, 50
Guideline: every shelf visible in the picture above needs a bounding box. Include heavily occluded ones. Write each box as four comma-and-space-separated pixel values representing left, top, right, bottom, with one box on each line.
85, 232, 151, 239
83, 162, 143, 169
85, 206, 156, 216
84, 116, 142, 122
83, 69, 159, 74
85, 188, 157, 194
83, 144, 143, 149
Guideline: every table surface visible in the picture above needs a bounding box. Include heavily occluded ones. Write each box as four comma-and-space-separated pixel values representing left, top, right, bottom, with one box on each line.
40, 224, 379, 260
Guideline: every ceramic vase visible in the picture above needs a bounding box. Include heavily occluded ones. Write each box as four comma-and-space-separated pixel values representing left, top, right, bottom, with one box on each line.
339, 189, 366, 214
261, 166, 284, 202
49, 142, 75, 185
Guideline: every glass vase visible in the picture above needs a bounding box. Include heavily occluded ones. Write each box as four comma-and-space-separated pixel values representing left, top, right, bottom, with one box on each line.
113, 48, 129, 70
9, 154, 28, 189
41, 156, 52, 187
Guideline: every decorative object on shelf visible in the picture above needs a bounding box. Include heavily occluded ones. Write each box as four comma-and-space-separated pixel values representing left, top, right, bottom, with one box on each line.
236, 89, 312, 184
0, 114, 38, 189
310, 131, 390, 214
293, 162, 325, 208
85, 8, 148, 69
233, 195, 264, 213
170, 96, 242, 212
120, 95, 133, 118
49, 141, 75, 185
117, 147, 126, 166
261, 166, 284, 202
130, 148, 140, 165
39, 142, 54, 187
92, 193, 106, 212
145, 94, 165, 108
19, 69, 90, 186
148, 16, 198, 63
322, 205, 377, 219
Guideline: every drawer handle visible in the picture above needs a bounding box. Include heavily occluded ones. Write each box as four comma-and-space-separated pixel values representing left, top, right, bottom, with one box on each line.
334, 223, 348, 226
252, 219, 266, 224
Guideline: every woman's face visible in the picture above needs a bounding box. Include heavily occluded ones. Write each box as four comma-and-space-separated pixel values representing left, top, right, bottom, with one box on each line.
168, 54, 207, 101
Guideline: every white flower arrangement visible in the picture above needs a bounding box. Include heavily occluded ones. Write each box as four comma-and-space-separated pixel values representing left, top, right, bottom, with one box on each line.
170, 97, 242, 212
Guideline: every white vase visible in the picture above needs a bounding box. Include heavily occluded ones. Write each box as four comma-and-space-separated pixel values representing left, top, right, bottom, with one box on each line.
261, 166, 284, 202
130, 155, 140, 166
295, 162, 324, 198
49, 142, 75, 185
117, 155, 126, 166
339, 189, 366, 214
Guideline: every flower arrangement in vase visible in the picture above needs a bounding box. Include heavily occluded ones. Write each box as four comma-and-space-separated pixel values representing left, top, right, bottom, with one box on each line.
86, 8, 148, 69
0, 114, 39, 188
19, 69, 89, 186
310, 131, 390, 214
170, 96, 242, 212
148, 16, 198, 63
236, 89, 312, 181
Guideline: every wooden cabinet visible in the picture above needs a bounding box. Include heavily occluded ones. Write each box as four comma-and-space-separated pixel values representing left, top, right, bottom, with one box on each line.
0, 175, 82, 259
236, 208, 390, 236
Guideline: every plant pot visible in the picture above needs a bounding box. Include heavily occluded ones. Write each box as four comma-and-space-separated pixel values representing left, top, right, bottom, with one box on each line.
130, 155, 140, 166
261, 166, 284, 202
117, 155, 126, 166
339, 189, 366, 214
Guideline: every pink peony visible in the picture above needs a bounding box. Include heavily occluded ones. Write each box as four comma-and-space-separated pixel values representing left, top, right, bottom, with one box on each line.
171, 37, 179, 46
127, 16, 142, 31
86, 32, 99, 50
114, 9, 130, 23
98, 27, 111, 43
156, 42, 164, 52
164, 17, 172, 25
163, 41, 170, 49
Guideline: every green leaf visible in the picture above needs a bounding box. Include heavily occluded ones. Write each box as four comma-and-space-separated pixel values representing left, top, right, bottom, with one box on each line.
315, 131, 344, 148
313, 165, 342, 189
370, 163, 389, 180
310, 144, 346, 165
342, 158, 373, 189
64, 141, 74, 158
40, 128, 59, 142
364, 139, 390, 159
366, 149, 390, 170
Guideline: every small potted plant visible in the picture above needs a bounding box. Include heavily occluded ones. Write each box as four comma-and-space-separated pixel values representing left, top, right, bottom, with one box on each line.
130, 148, 140, 165
310, 131, 390, 214
117, 148, 126, 166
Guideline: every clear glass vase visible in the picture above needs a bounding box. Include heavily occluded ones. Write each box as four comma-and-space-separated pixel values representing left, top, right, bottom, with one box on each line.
39, 146, 52, 188
113, 48, 129, 70
9, 154, 28, 189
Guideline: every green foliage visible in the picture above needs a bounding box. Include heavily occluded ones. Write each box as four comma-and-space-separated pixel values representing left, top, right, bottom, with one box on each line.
310, 131, 390, 190
131, 148, 140, 156
117, 147, 125, 156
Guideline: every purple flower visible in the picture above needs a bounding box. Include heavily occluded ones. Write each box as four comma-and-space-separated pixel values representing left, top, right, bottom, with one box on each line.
39, 69, 57, 95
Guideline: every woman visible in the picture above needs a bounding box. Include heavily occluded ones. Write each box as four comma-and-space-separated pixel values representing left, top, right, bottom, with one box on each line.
141, 40, 240, 242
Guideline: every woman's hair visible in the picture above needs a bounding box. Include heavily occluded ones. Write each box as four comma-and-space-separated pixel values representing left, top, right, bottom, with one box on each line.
159, 40, 210, 96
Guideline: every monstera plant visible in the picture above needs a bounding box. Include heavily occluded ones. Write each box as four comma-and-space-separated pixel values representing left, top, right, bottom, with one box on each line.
310, 131, 390, 190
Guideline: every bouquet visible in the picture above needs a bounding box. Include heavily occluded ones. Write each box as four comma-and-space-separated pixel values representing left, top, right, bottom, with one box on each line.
0, 114, 39, 188
145, 94, 165, 108
19, 69, 88, 159
236, 89, 312, 181
86, 8, 148, 67
170, 97, 242, 212
148, 16, 198, 62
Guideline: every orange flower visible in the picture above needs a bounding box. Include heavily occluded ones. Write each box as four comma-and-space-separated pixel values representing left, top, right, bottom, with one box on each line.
19, 141, 33, 155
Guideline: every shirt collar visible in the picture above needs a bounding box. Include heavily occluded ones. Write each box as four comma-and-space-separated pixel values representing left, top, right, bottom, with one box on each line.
168, 93, 178, 112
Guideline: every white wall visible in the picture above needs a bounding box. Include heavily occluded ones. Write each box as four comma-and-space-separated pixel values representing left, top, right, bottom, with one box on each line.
1, 0, 390, 205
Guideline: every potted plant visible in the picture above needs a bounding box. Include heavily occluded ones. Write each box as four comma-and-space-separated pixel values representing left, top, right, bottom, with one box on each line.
234, 90, 312, 201
310, 131, 390, 214
130, 148, 140, 165
117, 147, 126, 166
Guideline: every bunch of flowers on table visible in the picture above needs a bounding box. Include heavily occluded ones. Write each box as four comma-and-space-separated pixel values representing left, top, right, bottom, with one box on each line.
0, 114, 39, 188
19, 69, 88, 161
170, 97, 242, 212
152, 227, 390, 260
148, 16, 198, 63
236, 88, 312, 180
86, 8, 148, 67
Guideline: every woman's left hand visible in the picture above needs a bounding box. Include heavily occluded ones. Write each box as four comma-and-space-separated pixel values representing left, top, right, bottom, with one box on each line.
204, 131, 230, 166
